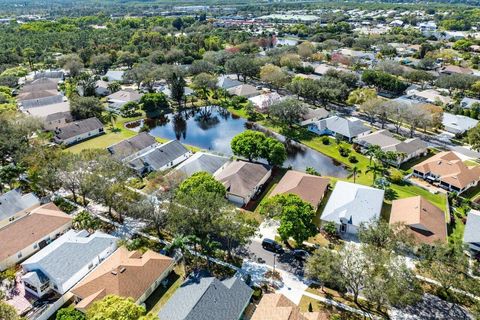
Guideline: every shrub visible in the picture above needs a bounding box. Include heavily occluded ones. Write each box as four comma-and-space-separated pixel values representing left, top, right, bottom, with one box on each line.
53, 197, 77, 214
348, 155, 358, 163
338, 145, 351, 157
321, 136, 330, 145
389, 169, 404, 183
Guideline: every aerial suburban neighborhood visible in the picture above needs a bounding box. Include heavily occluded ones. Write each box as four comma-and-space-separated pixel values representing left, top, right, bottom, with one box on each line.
1, 0, 480, 319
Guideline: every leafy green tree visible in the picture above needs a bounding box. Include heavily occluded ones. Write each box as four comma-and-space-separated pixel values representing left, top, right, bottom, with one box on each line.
90, 53, 111, 75
117, 51, 139, 69
56, 307, 86, 320
358, 219, 411, 253
140, 93, 169, 115
362, 69, 408, 94
231, 130, 266, 161
0, 300, 21, 320
261, 137, 287, 167
58, 54, 83, 78
176, 171, 226, 198
268, 97, 308, 127
260, 64, 289, 89
70, 96, 104, 120
225, 54, 259, 82
261, 194, 317, 244
347, 88, 377, 105
192, 72, 217, 99
107, 82, 121, 94
23, 47, 35, 69
436, 73, 478, 94
87, 295, 146, 320
72, 211, 101, 232
468, 124, 480, 151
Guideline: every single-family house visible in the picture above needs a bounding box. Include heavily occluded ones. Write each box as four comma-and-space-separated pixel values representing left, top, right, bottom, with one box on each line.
20, 94, 64, 109
33, 70, 64, 80
300, 107, 329, 126
461, 97, 480, 109
412, 151, 480, 194
269, 170, 330, 209
214, 160, 271, 206
104, 70, 125, 82
313, 64, 353, 76
158, 274, 253, 320
17, 78, 60, 103
0, 203, 72, 271
248, 92, 282, 112
390, 196, 447, 244
173, 152, 230, 178
95, 80, 110, 96
355, 130, 428, 165
160, 86, 194, 99
227, 84, 260, 98
321, 181, 384, 235
442, 113, 478, 135
251, 293, 329, 320
54, 117, 104, 145
21, 230, 118, 297
407, 89, 453, 106
419, 21, 437, 32
0, 189, 40, 229
70, 247, 174, 312
217, 75, 243, 90
128, 140, 192, 175
107, 132, 158, 162
43, 111, 74, 131
307, 116, 371, 141
107, 89, 143, 112
464, 210, 480, 251
439, 65, 473, 75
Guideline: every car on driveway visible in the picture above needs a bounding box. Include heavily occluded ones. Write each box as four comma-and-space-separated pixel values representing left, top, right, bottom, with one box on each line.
292, 249, 310, 261
262, 238, 284, 253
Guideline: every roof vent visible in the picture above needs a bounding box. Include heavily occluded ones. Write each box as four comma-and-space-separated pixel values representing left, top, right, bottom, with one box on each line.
111, 271, 117, 275
120, 267, 127, 273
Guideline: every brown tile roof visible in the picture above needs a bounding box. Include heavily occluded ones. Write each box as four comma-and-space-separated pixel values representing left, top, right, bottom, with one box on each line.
70, 247, 174, 311
269, 170, 330, 208
0, 203, 72, 262
413, 151, 480, 190
251, 294, 329, 320
390, 196, 447, 244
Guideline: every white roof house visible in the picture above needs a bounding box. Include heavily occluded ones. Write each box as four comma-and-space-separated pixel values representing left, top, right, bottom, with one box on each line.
248, 92, 282, 111
21, 230, 118, 297
321, 181, 384, 235
307, 116, 371, 141
464, 210, 480, 251
461, 97, 480, 109
442, 113, 478, 135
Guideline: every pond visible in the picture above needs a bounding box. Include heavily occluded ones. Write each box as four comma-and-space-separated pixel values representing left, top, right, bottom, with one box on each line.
145, 106, 349, 178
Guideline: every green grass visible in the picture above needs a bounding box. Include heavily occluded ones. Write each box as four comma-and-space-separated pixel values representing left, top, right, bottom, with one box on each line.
448, 214, 465, 245
66, 114, 200, 154
144, 265, 186, 315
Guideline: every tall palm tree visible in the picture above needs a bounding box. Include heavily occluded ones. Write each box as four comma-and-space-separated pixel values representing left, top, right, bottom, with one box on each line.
104, 110, 118, 128
366, 161, 384, 185
351, 166, 361, 184
366, 145, 381, 164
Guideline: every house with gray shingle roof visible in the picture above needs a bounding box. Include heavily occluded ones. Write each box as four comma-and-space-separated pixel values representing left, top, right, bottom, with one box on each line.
464, 210, 480, 251
442, 113, 478, 135
0, 189, 40, 229
54, 117, 104, 145
217, 75, 243, 90
158, 274, 253, 320
173, 152, 230, 178
307, 116, 371, 141
128, 140, 192, 175
107, 132, 158, 162
21, 230, 117, 297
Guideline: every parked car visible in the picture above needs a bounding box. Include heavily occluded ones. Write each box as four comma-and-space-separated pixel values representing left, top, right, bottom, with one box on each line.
292, 249, 310, 261
262, 238, 284, 253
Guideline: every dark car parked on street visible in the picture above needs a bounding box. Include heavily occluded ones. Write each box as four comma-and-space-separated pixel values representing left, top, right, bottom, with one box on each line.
261, 238, 284, 253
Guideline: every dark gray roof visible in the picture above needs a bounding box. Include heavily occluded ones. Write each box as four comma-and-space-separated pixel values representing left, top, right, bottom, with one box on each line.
33, 71, 64, 80
107, 132, 157, 160
0, 189, 40, 221
20, 78, 59, 94
45, 111, 73, 122
55, 117, 103, 140
174, 152, 230, 177
128, 140, 189, 172
158, 275, 253, 320
21, 94, 64, 109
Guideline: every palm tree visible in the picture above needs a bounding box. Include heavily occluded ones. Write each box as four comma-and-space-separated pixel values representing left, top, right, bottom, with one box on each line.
366, 145, 381, 164
107, 81, 121, 94
104, 110, 118, 128
366, 161, 384, 185
351, 166, 361, 183
165, 234, 192, 258
395, 152, 407, 168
